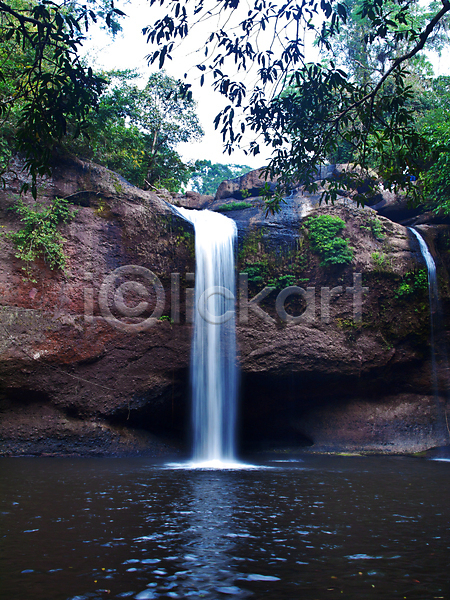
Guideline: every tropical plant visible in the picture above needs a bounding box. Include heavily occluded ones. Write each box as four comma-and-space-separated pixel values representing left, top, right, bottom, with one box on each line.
6, 197, 77, 276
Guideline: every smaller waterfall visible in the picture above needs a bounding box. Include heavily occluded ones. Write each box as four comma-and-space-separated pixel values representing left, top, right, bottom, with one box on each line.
176, 207, 239, 466
409, 228, 439, 397
409, 227, 450, 443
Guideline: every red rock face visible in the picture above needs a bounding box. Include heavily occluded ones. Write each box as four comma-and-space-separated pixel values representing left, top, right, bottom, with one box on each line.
1, 159, 449, 456
0, 157, 195, 456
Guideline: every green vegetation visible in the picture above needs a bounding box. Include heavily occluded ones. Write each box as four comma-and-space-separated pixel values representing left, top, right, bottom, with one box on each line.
371, 252, 389, 270
267, 274, 309, 289
216, 201, 252, 212
1, 0, 450, 217
190, 161, 251, 195
158, 315, 174, 324
146, 0, 450, 212
68, 70, 203, 192
304, 215, 353, 266
0, 0, 120, 197
243, 262, 268, 286
361, 218, 385, 241
396, 269, 429, 298
6, 197, 77, 278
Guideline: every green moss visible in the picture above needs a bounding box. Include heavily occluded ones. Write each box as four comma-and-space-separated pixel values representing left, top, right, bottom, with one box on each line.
371, 251, 391, 271
94, 198, 113, 219
238, 229, 263, 262
111, 174, 124, 195
304, 215, 353, 266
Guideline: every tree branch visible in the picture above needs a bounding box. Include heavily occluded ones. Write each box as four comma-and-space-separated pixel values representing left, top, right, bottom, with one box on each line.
334, 0, 450, 123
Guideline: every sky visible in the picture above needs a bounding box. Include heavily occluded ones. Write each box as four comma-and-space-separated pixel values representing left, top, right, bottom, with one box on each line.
81, 1, 450, 172
81, 0, 310, 170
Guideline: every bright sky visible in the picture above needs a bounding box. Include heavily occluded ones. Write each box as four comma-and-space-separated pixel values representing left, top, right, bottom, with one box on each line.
81, 1, 450, 171
81, 0, 316, 170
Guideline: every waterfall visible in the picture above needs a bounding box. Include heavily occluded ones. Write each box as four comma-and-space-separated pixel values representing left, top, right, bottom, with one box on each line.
409, 228, 439, 397
176, 207, 239, 466
409, 227, 450, 443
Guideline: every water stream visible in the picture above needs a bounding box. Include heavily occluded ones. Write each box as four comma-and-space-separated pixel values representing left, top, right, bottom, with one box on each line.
175, 208, 238, 466
409, 228, 439, 396
409, 227, 450, 442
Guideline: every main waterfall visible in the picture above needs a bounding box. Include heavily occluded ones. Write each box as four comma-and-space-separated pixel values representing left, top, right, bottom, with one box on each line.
176, 208, 239, 466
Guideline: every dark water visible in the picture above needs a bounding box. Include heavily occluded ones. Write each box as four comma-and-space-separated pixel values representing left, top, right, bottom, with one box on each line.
1, 456, 449, 600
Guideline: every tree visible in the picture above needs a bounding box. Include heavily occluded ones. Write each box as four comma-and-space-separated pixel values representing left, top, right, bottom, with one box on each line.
0, 0, 124, 196
190, 160, 251, 195
69, 70, 203, 192
144, 0, 450, 211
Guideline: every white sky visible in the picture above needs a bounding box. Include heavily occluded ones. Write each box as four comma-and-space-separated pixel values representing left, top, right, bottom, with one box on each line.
81, 0, 450, 170
81, 0, 314, 169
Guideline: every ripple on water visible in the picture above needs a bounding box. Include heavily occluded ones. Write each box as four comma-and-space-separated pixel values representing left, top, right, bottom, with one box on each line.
244, 574, 281, 581
346, 554, 384, 560
215, 586, 244, 594
134, 591, 158, 599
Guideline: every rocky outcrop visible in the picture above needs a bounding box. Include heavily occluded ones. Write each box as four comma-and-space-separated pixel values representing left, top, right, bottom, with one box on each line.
1, 161, 449, 456
204, 169, 450, 454
0, 156, 195, 456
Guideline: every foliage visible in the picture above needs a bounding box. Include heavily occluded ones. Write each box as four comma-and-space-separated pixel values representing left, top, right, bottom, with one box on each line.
158, 315, 174, 324
144, 0, 450, 212
243, 262, 268, 286
216, 201, 252, 212
267, 274, 309, 289
361, 218, 385, 240
414, 77, 450, 213
68, 70, 203, 192
189, 161, 251, 195
304, 215, 354, 266
396, 268, 428, 297
0, 0, 124, 197
6, 197, 77, 276
371, 251, 389, 270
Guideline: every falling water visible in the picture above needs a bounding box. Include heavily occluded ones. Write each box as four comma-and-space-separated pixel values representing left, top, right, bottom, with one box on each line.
409, 228, 450, 443
409, 228, 439, 396
176, 208, 239, 466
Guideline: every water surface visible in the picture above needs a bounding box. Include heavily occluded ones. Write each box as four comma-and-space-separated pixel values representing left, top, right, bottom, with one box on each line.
1, 456, 449, 599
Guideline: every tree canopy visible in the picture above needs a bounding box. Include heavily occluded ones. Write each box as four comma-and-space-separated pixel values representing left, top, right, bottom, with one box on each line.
69, 70, 203, 192
144, 0, 450, 210
2, 0, 450, 210
0, 0, 125, 196
190, 160, 251, 195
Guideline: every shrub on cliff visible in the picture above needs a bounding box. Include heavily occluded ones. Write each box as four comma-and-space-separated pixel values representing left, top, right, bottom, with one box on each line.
305, 215, 354, 266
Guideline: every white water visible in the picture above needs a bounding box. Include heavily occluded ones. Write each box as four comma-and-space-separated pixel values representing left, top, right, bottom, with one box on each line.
176, 208, 239, 465
409, 227, 439, 396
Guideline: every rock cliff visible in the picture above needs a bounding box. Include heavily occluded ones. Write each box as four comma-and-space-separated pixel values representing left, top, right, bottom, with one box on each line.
1, 159, 449, 456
